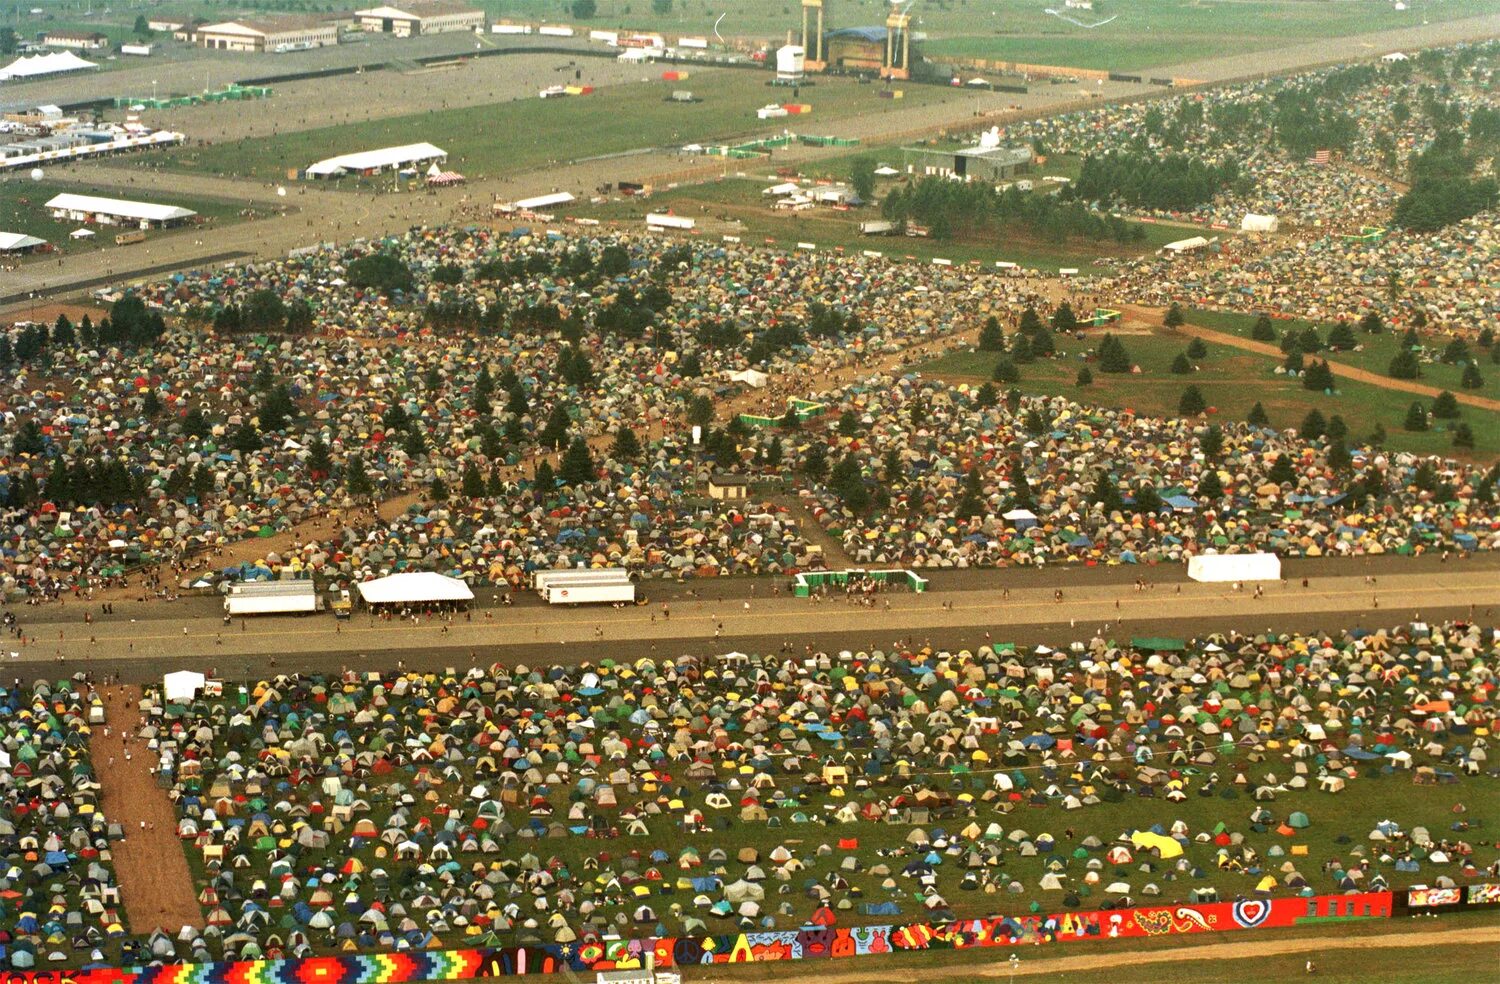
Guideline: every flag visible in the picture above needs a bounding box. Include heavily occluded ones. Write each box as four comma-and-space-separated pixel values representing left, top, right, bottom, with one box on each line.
1307, 149, 1331, 165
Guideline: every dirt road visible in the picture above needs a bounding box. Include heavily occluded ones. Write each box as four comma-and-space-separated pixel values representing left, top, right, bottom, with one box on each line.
89, 686, 203, 934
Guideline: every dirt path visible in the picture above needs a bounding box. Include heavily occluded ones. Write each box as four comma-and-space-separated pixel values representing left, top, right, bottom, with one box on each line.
90, 685, 202, 934
736, 924, 1500, 984
1125, 304, 1500, 413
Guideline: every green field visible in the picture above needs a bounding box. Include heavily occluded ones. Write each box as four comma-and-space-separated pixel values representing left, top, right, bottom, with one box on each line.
0, 179, 255, 261
921, 0, 1497, 72
922, 327, 1500, 459
153, 72, 960, 184
579, 176, 1188, 271
1185, 308, 1500, 404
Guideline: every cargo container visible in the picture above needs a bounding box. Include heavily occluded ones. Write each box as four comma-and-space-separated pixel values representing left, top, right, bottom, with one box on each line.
224, 580, 321, 616
533, 568, 635, 605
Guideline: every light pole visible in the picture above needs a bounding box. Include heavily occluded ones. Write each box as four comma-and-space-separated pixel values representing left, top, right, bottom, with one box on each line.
1008, 953, 1020, 983
151, 79, 158, 102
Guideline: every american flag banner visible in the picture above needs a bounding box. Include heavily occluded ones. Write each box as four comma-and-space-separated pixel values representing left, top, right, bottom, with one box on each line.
1307, 149, 1331, 165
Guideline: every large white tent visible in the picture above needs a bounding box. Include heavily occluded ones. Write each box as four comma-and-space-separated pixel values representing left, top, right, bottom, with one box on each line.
46, 192, 196, 226
355, 571, 474, 606
163, 670, 206, 702
305, 142, 447, 178
0, 232, 46, 252
0, 51, 99, 81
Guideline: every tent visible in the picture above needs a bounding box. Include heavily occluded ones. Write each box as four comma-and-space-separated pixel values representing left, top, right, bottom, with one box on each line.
0, 232, 47, 253
0, 51, 99, 81
163, 670, 206, 702
1240, 213, 1279, 233
1187, 552, 1281, 583
355, 572, 474, 606
727, 369, 769, 389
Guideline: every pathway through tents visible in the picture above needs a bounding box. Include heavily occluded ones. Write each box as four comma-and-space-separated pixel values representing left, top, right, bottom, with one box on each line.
725, 923, 1500, 984
90, 685, 203, 933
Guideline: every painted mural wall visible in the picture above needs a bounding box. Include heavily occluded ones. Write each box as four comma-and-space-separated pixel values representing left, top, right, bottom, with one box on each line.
5, 892, 1392, 984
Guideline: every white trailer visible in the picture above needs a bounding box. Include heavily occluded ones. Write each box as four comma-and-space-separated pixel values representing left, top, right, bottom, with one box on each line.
647, 212, 695, 230
534, 568, 635, 605
224, 580, 321, 616
1187, 552, 1282, 583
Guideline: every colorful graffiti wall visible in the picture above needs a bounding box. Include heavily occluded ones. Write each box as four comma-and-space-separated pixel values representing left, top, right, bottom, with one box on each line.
5, 893, 1391, 984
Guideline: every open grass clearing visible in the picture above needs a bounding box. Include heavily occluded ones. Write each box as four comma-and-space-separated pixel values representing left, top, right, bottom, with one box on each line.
154, 72, 962, 184
921, 328, 1500, 459
1185, 308, 1500, 404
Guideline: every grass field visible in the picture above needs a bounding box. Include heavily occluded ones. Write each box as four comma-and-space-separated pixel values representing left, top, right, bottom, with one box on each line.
920, 0, 1497, 72
921, 328, 1500, 459
579, 176, 1188, 272
154, 72, 961, 184
0, 179, 251, 261
1185, 308, 1500, 405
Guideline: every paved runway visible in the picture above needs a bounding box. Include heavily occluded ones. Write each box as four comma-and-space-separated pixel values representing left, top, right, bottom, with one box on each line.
9, 555, 1491, 684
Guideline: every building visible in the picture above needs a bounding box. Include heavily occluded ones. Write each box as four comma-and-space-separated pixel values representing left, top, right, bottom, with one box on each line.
707, 475, 749, 502
354, 3, 484, 37
901, 131, 1033, 183
46, 193, 197, 229
148, 18, 186, 32
0, 232, 47, 254
775, 44, 804, 83
42, 30, 110, 51
193, 18, 339, 52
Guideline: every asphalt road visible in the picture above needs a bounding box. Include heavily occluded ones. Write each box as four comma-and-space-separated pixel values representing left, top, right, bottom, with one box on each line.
8, 553, 1492, 685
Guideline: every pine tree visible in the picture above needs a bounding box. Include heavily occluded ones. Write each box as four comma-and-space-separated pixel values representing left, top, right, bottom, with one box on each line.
1359, 311, 1383, 334
1200, 424, 1224, 458
182, 408, 211, 440
1268, 454, 1295, 485
1283, 346, 1305, 374
956, 467, 985, 519
1326, 414, 1348, 443
1251, 315, 1277, 342
1092, 472, 1124, 513
610, 427, 643, 461
1171, 352, 1193, 375
978, 316, 1004, 352
345, 455, 374, 499
1452, 423, 1476, 449
1300, 409, 1326, 440
1327, 320, 1357, 350
462, 462, 486, 498
1178, 385, 1206, 416
1431, 390, 1460, 419
540, 404, 572, 450
307, 439, 332, 479
1247, 402, 1270, 427
534, 460, 556, 493
975, 382, 999, 409
1076, 367, 1093, 386
801, 443, 828, 482
1388, 348, 1421, 379
560, 437, 595, 486
1403, 401, 1428, 431
429, 476, 449, 502
1327, 438, 1352, 471
1009, 334, 1033, 364
230, 422, 262, 454
1134, 483, 1163, 514
992, 357, 1020, 383
1019, 307, 1043, 334
1197, 469, 1224, 501
1186, 337, 1207, 359
1051, 302, 1078, 333
1163, 302, 1185, 328
1098, 334, 1132, 373
1303, 359, 1334, 392
1461, 363, 1484, 389
1008, 458, 1034, 509
402, 426, 426, 459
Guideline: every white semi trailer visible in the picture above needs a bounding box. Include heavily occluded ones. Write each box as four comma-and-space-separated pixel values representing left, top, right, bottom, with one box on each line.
533, 568, 636, 605
223, 580, 321, 616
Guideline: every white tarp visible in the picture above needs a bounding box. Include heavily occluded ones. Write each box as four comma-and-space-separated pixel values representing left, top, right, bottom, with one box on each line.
727, 368, 768, 388
1164, 236, 1209, 253
163, 670, 206, 702
1240, 213, 1278, 233
646, 213, 694, 230
356, 571, 474, 605
1187, 552, 1282, 583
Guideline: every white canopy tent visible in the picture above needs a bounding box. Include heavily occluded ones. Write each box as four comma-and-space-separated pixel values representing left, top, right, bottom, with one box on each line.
512, 191, 575, 210
726, 368, 768, 389
355, 572, 474, 606
0, 232, 46, 252
163, 670, 206, 702
305, 142, 447, 178
1240, 213, 1279, 233
0, 51, 99, 81
46, 192, 196, 225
